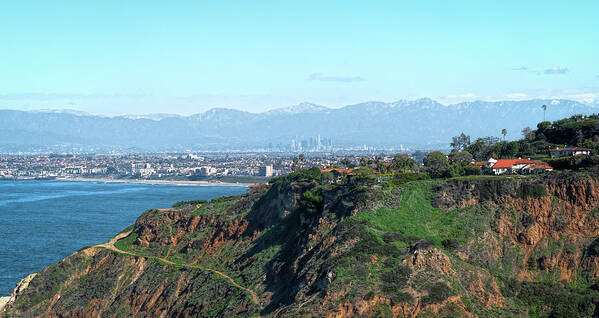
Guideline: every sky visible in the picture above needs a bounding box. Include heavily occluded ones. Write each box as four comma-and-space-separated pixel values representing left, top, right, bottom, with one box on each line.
1, 1, 598, 115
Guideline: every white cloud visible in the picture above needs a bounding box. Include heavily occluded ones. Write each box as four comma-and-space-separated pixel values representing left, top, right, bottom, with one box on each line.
504, 93, 528, 100
438, 93, 478, 104
543, 66, 569, 74
307, 73, 365, 82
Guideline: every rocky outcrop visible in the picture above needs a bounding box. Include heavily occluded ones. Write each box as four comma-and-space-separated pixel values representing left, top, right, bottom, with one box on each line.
0, 273, 36, 313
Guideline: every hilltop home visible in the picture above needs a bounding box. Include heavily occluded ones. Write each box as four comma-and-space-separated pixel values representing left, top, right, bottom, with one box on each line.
550, 147, 591, 158
521, 163, 553, 175
320, 168, 354, 183
483, 158, 533, 175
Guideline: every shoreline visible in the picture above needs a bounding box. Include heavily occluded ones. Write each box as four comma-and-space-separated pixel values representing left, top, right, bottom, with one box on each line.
53, 177, 253, 187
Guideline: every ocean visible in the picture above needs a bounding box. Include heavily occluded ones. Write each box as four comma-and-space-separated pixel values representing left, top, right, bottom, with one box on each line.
0, 180, 247, 296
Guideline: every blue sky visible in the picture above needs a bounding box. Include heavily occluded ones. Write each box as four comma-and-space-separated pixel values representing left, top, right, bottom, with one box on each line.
1, 1, 598, 114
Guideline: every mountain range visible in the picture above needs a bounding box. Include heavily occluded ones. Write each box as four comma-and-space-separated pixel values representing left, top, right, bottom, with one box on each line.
1, 98, 598, 153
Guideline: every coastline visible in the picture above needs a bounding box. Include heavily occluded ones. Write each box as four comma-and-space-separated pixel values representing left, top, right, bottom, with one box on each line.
54, 177, 253, 187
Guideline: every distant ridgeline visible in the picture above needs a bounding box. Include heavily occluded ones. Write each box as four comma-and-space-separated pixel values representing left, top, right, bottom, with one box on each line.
0, 99, 598, 152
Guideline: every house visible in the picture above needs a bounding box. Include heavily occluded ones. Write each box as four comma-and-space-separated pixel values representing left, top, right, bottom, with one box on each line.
549, 147, 591, 158
521, 163, 553, 174
484, 158, 534, 175
481, 158, 553, 175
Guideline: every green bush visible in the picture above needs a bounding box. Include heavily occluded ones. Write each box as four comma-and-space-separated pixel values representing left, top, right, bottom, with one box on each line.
441, 239, 459, 250
516, 282, 599, 317
521, 212, 535, 228
299, 188, 324, 214
518, 183, 548, 199
546, 155, 599, 171
586, 237, 599, 257
285, 167, 322, 182
381, 266, 411, 291
421, 282, 454, 305
172, 200, 207, 208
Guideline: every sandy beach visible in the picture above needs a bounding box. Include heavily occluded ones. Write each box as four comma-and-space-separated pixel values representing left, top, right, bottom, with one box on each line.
54, 177, 253, 187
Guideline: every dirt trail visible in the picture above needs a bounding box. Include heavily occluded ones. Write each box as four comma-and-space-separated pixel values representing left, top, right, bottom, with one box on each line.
94, 232, 261, 306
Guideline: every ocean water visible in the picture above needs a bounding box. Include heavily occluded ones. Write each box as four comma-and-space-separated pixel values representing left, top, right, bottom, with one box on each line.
0, 180, 246, 295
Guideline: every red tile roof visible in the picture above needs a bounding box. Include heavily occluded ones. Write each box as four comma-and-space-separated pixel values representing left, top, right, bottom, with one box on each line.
529, 164, 553, 170
492, 159, 534, 169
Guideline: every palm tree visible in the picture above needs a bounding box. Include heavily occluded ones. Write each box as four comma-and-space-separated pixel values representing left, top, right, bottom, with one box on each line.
542, 104, 547, 121
501, 128, 507, 141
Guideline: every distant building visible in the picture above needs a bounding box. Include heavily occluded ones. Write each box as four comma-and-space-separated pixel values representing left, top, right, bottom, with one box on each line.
199, 166, 217, 176
486, 158, 534, 175
521, 163, 553, 174
549, 147, 591, 158
258, 165, 274, 177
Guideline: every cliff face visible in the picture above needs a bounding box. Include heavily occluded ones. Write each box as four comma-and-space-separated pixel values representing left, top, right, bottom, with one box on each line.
3, 173, 599, 317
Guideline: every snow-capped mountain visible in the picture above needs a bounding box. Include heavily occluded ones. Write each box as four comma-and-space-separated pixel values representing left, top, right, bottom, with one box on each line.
1, 99, 598, 152
267, 102, 330, 115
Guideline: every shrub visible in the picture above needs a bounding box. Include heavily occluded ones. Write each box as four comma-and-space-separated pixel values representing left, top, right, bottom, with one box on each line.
380, 266, 411, 291
517, 183, 547, 199
421, 282, 454, 304
521, 212, 535, 228
172, 200, 207, 208
546, 155, 599, 171
527, 256, 537, 270
382, 232, 420, 246
464, 165, 482, 176
587, 238, 599, 257
516, 282, 599, 317
386, 172, 430, 187
299, 189, 324, 213
441, 239, 459, 250
285, 167, 322, 182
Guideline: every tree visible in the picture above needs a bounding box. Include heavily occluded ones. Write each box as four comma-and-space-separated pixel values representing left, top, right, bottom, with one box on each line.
465, 136, 501, 160
449, 151, 473, 164
537, 121, 551, 131
497, 141, 518, 158
450, 133, 471, 152
411, 150, 427, 163
423, 151, 449, 178
350, 167, 376, 186
522, 127, 532, 140
392, 154, 417, 172
340, 158, 352, 167
501, 129, 507, 141
542, 104, 547, 122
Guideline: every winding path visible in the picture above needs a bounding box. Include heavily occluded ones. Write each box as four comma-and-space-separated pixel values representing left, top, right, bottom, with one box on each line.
94, 232, 261, 306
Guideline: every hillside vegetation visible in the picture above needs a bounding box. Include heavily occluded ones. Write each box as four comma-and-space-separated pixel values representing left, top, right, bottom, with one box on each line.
3, 167, 599, 317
